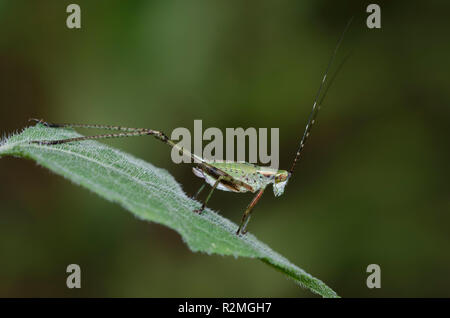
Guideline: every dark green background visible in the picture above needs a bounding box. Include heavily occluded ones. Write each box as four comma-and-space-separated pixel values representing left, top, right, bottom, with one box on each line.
0, 1, 449, 297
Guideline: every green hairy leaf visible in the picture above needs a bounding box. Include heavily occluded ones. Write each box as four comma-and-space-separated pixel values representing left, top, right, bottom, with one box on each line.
0, 124, 338, 298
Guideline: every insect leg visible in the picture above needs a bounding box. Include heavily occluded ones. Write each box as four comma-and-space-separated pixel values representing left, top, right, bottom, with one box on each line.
28, 118, 145, 132
236, 188, 265, 235
192, 183, 206, 200
28, 119, 202, 163
29, 119, 168, 145
194, 176, 224, 214
30, 130, 156, 145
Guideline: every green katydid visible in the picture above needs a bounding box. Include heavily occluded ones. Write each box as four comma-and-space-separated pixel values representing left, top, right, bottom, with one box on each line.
29, 20, 351, 235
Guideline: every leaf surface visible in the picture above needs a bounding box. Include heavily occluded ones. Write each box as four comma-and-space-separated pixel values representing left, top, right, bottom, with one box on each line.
0, 125, 338, 297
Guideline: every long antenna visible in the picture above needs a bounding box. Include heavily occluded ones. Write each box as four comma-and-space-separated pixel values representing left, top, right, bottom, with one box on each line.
289, 17, 353, 175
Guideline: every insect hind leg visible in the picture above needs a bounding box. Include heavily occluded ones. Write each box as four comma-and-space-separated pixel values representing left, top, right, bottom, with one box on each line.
28, 119, 173, 146
29, 118, 62, 128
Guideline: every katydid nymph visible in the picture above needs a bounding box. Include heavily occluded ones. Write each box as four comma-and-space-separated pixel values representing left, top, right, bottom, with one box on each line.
29, 21, 351, 236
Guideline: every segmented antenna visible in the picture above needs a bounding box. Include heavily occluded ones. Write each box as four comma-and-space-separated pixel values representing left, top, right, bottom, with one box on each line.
289, 18, 353, 175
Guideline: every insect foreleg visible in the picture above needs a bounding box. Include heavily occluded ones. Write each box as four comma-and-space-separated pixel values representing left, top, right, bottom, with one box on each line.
237, 188, 265, 235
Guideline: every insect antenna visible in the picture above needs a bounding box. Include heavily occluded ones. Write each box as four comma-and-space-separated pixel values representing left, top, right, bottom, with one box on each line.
289, 17, 353, 176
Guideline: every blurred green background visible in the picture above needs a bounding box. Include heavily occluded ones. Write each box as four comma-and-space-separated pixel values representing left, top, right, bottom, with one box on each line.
0, 0, 449, 297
